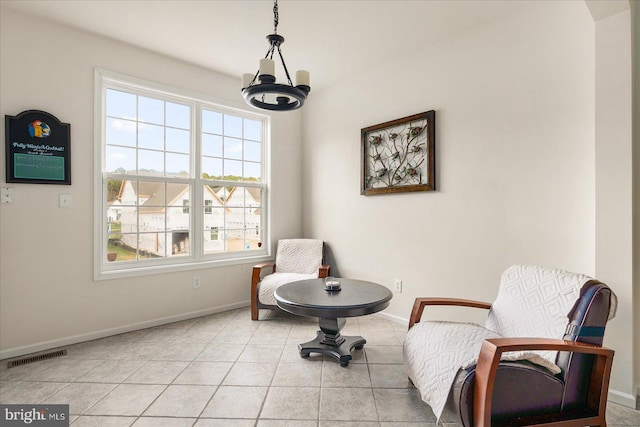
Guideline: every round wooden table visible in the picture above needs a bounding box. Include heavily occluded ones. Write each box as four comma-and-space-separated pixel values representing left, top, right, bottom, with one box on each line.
274, 278, 392, 366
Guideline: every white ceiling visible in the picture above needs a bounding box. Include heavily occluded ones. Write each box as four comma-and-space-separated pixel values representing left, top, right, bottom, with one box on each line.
1, 0, 576, 91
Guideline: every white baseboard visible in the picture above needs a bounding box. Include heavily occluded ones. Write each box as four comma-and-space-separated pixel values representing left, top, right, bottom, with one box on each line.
0, 301, 250, 361
374, 311, 409, 326
608, 388, 638, 409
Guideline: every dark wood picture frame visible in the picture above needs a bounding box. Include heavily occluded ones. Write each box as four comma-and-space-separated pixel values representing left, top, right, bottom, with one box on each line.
361, 110, 435, 195
5, 110, 71, 185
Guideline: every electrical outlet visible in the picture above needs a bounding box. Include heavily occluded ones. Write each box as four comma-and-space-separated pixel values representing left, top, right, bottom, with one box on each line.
1, 187, 15, 204
193, 276, 201, 289
394, 279, 402, 293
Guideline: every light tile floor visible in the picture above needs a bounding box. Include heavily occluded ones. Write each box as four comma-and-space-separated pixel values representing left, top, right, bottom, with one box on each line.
1, 308, 639, 426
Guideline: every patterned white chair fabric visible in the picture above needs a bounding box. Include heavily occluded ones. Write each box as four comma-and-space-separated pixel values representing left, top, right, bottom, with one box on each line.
403, 264, 617, 427
251, 239, 330, 320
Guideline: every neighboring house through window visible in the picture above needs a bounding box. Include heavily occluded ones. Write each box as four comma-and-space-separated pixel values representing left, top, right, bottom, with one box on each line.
95, 69, 269, 278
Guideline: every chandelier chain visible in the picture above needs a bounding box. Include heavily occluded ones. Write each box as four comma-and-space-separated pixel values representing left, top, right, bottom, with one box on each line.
273, 0, 279, 34
277, 45, 294, 86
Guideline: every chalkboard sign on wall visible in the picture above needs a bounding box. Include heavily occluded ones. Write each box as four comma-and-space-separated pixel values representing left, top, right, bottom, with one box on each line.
5, 110, 71, 185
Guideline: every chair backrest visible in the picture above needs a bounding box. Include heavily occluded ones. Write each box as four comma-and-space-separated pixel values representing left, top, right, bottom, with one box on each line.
486, 265, 616, 410
486, 265, 590, 345
275, 239, 324, 274
558, 280, 615, 410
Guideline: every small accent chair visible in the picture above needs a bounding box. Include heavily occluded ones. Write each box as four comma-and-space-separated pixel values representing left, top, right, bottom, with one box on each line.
403, 265, 617, 427
251, 239, 330, 320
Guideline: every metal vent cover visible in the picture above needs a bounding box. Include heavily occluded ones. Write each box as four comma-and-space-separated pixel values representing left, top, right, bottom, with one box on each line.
7, 349, 67, 368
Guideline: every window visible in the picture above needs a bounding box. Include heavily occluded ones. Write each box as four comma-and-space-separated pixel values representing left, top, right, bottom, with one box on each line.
96, 69, 269, 278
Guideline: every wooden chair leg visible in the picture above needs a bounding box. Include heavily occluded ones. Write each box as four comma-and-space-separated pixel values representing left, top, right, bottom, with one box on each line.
250, 266, 264, 321
251, 296, 259, 320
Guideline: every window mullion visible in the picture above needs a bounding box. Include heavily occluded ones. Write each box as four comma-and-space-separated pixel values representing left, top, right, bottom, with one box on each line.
192, 102, 203, 261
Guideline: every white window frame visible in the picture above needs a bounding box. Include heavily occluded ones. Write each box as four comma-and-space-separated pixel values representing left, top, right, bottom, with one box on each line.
94, 69, 271, 280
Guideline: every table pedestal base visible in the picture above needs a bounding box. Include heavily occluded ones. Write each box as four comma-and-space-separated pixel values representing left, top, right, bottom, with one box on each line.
298, 318, 365, 366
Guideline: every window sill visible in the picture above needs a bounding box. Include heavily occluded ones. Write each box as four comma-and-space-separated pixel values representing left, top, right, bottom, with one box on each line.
94, 253, 274, 281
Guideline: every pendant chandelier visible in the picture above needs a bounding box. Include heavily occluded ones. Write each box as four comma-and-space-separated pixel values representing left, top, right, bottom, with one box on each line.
241, 0, 310, 112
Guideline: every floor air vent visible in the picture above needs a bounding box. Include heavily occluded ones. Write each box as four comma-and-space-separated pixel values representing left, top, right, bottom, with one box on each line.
7, 349, 67, 368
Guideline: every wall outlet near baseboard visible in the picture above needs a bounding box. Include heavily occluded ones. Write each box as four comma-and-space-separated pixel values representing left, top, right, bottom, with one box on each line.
193, 277, 201, 289
394, 279, 402, 293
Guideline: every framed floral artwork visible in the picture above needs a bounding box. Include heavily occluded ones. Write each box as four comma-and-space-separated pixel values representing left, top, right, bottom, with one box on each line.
361, 110, 435, 195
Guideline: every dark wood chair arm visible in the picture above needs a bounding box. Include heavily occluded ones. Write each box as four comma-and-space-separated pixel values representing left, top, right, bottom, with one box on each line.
408, 297, 492, 330
318, 264, 331, 278
474, 338, 614, 427
251, 263, 276, 293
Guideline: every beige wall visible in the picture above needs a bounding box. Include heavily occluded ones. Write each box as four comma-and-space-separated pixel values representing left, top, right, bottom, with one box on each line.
0, 8, 304, 357
0, 0, 636, 407
302, 0, 633, 404
594, 8, 635, 406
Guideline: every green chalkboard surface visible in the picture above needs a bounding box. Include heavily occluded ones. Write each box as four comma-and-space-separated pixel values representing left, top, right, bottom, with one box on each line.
5, 110, 71, 184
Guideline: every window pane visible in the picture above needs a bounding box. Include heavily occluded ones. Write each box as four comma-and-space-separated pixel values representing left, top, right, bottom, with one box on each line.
138, 232, 163, 259
166, 153, 190, 177
244, 140, 260, 162
243, 119, 261, 142
115, 233, 139, 260
225, 230, 244, 252
167, 204, 190, 229
224, 137, 243, 160
218, 187, 231, 205
205, 184, 222, 196
156, 232, 169, 257
106, 146, 136, 173
137, 181, 165, 207
166, 206, 190, 255
246, 188, 262, 208
138, 149, 164, 175
224, 114, 242, 138
166, 128, 190, 154
118, 206, 138, 234
202, 110, 222, 134
204, 224, 225, 254
202, 157, 222, 179
204, 199, 213, 214
224, 159, 242, 180
106, 118, 136, 147
202, 134, 222, 157
244, 227, 261, 250
225, 207, 244, 228
107, 178, 124, 207
204, 207, 224, 228
138, 96, 164, 125
118, 181, 137, 206
166, 102, 190, 129
138, 124, 165, 151
106, 89, 136, 120
244, 161, 261, 182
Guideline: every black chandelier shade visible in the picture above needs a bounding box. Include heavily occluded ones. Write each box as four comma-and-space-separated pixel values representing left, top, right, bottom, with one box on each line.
241, 1, 310, 112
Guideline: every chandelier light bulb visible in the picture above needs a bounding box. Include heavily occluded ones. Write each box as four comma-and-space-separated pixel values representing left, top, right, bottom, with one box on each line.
295, 70, 310, 87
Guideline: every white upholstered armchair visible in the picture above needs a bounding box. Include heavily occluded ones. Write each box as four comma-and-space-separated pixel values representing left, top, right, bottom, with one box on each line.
251, 239, 330, 320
